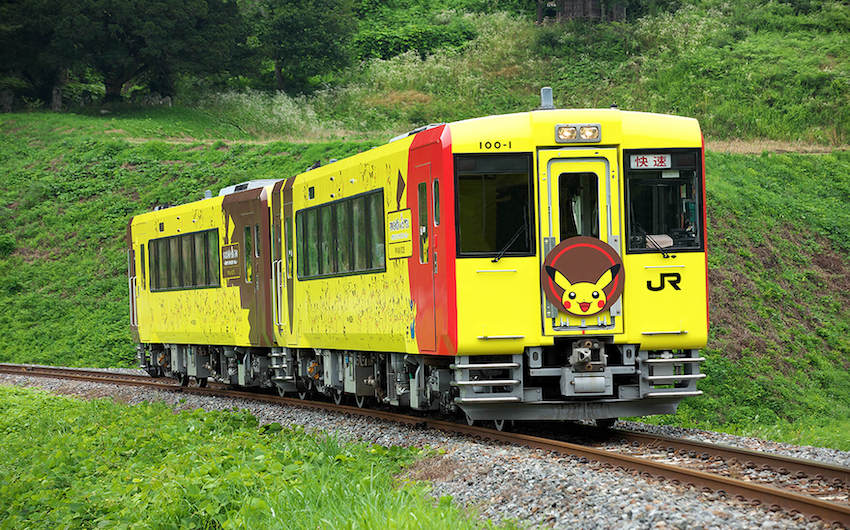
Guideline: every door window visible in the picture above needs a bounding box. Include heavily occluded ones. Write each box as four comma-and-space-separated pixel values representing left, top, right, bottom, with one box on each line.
418, 182, 429, 264
244, 226, 253, 282
559, 172, 599, 239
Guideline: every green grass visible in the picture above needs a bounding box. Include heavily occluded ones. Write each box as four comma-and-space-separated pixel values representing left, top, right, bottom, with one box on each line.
0, 113, 370, 366
0, 384, 484, 528
2, 109, 850, 450
644, 150, 850, 450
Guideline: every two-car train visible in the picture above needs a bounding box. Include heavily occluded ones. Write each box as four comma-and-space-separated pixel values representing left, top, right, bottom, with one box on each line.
128, 95, 708, 428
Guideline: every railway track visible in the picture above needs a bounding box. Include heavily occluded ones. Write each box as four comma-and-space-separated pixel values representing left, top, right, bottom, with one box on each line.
1, 362, 848, 527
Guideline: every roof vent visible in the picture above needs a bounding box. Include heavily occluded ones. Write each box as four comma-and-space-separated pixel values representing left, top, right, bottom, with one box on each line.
539, 87, 555, 110
388, 123, 445, 143
218, 179, 280, 196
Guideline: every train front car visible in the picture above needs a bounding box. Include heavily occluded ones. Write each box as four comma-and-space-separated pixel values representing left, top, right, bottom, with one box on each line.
448, 109, 708, 426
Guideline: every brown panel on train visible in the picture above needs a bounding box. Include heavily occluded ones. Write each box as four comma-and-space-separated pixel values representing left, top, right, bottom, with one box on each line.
222, 188, 274, 346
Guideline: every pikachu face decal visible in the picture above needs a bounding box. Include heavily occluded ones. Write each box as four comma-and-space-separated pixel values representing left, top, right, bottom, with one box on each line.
541, 236, 624, 318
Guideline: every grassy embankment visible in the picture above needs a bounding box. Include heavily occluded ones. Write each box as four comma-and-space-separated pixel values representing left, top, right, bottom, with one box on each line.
2, 1, 849, 448
1, 111, 848, 450
0, 385, 481, 528
183, 1, 849, 145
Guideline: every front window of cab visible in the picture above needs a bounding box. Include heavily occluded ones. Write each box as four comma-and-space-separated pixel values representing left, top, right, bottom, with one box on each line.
455, 153, 534, 257
625, 149, 703, 253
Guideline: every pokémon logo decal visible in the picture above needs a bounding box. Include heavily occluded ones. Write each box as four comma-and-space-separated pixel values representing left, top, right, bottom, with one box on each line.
541, 236, 624, 317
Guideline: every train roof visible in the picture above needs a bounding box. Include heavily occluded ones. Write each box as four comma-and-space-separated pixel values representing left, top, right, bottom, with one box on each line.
131, 108, 701, 226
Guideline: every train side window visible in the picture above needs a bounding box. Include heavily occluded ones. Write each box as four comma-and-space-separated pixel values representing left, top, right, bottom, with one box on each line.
336, 200, 352, 273
455, 154, 533, 257
181, 234, 193, 287
433, 180, 440, 226
296, 213, 305, 278
296, 190, 384, 280
244, 226, 253, 283
158, 239, 168, 289
353, 196, 368, 271
369, 192, 385, 269
139, 244, 146, 290
306, 208, 318, 277
194, 232, 206, 286
418, 182, 429, 264
149, 244, 157, 290
169, 237, 180, 288
147, 229, 219, 291
320, 205, 334, 274
208, 230, 220, 286
558, 172, 599, 240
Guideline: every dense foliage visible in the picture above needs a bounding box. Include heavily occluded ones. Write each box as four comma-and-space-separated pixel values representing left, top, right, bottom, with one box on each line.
0, 385, 479, 527
4, 1, 847, 145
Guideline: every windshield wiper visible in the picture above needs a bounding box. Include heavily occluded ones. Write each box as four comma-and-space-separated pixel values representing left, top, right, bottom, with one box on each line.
636, 223, 671, 259
492, 210, 528, 263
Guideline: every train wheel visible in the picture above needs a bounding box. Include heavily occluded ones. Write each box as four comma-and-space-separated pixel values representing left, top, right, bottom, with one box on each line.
197, 377, 208, 388
493, 419, 507, 432
179, 373, 189, 387
297, 390, 309, 400
355, 395, 368, 409
465, 413, 476, 426
332, 389, 344, 405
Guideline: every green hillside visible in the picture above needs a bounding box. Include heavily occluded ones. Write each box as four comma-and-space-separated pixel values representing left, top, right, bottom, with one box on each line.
1, 112, 848, 449
2, 1, 849, 449
180, 1, 850, 144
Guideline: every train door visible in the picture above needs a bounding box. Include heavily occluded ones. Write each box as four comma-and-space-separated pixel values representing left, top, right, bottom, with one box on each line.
282, 178, 297, 345
270, 181, 287, 340
537, 148, 624, 335
409, 161, 437, 351
222, 189, 274, 346
127, 246, 138, 333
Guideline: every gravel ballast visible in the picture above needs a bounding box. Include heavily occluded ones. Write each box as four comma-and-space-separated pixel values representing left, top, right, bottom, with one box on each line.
1, 372, 845, 529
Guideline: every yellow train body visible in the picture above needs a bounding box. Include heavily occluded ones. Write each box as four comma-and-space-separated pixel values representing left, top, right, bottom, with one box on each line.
128, 105, 708, 423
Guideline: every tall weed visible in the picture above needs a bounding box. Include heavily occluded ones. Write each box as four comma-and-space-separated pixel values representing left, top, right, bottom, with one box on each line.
197, 90, 342, 140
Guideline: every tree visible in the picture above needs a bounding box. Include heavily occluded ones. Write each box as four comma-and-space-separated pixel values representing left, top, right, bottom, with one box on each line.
252, 0, 355, 92
0, 0, 80, 106
62, 0, 248, 101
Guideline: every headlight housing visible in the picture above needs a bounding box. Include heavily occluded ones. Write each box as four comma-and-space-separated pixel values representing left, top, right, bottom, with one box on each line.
555, 123, 601, 144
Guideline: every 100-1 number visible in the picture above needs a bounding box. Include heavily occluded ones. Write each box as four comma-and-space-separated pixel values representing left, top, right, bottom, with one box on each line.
479, 140, 511, 149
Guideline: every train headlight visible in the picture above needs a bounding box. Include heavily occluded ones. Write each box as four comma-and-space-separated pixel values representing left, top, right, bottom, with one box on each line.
555, 123, 601, 143
556, 126, 577, 141
579, 125, 600, 140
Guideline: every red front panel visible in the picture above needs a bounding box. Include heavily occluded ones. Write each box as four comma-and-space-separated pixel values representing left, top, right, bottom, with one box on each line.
407, 126, 457, 355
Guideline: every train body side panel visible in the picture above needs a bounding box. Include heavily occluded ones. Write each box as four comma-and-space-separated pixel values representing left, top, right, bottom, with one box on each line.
289, 137, 421, 353
131, 195, 265, 347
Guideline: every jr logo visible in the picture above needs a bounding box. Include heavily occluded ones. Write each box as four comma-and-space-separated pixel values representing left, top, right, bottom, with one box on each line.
647, 273, 681, 291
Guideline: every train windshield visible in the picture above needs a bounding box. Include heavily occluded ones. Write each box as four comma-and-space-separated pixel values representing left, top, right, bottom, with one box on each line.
625, 149, 703, 253
455, 153, 534, 257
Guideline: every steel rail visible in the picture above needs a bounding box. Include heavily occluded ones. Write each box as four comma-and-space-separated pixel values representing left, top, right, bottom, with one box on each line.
612, 429, 850, 486
1, 363, 848, 526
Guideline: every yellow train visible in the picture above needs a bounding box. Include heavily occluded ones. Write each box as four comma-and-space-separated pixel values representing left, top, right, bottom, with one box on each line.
127, 92, 708, 428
